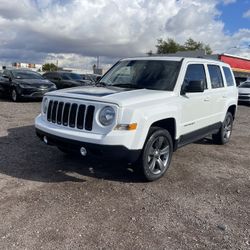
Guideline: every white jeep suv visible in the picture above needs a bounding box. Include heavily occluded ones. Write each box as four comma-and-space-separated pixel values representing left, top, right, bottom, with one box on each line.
35, 57, 238, 181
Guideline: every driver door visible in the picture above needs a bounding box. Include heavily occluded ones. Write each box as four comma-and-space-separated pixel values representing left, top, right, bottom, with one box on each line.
180, 63, 212, 135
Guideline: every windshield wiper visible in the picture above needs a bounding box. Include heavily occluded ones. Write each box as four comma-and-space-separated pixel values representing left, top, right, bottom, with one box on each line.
112, 83, 138, 89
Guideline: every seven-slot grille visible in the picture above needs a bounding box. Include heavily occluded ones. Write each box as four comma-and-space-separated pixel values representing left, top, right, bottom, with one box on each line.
47, 100, 95, 131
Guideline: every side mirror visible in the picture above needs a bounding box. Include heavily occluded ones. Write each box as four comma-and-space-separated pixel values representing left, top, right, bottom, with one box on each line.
96, 76, 102, 82
182, 80, 204, 94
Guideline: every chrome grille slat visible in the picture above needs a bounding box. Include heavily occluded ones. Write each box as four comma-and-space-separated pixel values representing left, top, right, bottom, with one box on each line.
47, 100, 94, 131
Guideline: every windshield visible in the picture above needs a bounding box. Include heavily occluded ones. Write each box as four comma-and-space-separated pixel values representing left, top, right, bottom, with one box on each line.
12, 70, 44, 80
61, 73, 82, 81
100, 60, 181, 91
239, 81, 250, 88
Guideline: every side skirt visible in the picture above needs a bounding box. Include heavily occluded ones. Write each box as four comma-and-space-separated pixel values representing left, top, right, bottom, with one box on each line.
175, 122, 222, 150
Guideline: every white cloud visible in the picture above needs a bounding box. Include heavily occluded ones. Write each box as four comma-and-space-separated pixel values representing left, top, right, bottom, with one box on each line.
0, 0, 249, 68
243, 9, 250, 18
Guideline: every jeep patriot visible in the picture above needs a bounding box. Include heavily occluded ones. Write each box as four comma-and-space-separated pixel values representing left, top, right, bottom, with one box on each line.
35, 57, 238, 181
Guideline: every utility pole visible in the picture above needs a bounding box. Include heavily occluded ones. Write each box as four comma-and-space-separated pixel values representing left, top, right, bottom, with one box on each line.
97, 56, 100, 69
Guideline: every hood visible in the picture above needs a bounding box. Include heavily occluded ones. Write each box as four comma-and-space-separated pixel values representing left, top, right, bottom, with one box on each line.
16, 79, 54, 87
45, 86, 175, 107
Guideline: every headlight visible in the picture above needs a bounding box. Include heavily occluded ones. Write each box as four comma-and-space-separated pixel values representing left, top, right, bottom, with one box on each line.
42, 97, 49, 114
19, 83, 32, 88
51, 84, 57, 89
99, 106, 115, 126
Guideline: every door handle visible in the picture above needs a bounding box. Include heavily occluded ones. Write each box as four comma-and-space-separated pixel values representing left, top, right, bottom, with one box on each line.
204, 97, 210, 102
222, 95, 227, 99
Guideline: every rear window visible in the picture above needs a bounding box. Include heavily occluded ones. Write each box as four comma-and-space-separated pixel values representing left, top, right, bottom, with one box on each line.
208, 65, 224, 89
223, 67, 234, 86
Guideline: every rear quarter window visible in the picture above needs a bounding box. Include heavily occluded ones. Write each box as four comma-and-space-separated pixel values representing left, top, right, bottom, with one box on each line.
223, 67, 235, 87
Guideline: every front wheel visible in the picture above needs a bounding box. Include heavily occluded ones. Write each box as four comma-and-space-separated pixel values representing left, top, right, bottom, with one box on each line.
139, 127, 173, 181
11, 88, 19, 102
212, 112, 233, 145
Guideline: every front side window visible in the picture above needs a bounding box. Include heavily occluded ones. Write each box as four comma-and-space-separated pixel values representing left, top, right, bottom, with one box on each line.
68, 73, 82, 80
183, 64, 207, 89
3, 70, 11, 78
208, 65, 224, 89
223, 67, 235, 87
100, 60, 181, 91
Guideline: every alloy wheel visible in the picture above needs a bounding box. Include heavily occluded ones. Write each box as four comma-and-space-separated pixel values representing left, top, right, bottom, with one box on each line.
147, 136, 170, 175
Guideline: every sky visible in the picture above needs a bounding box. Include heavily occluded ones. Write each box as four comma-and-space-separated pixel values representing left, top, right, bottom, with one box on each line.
0, 0, 249, 70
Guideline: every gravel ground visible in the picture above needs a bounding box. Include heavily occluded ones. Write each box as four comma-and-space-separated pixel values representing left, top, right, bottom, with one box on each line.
0, 97, 249, 250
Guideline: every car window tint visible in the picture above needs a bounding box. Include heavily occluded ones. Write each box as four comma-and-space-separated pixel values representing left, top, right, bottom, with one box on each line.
44, 73, 52, 79
223, 67, 234, 86
3, 70, 11, 78
184, 64, 207, 89
208, 65, 224, 88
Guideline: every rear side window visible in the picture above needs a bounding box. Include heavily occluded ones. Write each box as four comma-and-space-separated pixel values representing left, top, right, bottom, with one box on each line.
43, 73, 51, 79
208, 65, 224, 88
223, 67, 235, 86
184, 64, 207, 89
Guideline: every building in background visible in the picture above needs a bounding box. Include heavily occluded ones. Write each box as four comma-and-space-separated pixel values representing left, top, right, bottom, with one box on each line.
218, 54, 250, 85
11, 62, 42, 71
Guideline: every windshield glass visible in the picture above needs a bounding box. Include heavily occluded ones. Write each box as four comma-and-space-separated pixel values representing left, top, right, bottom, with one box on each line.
12, 70, 44, 80
61, 73, 82, 81
100, 60, 181, 91
239, 81, 250, 88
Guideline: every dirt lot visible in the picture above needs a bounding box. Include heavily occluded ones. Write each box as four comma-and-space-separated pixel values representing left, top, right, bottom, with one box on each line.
0, 98, 249, 250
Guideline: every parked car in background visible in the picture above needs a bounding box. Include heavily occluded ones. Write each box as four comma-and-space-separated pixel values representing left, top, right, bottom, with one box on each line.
81, 73, 101, 83
238, 81, 250, 104
43, 71, 91, 89
0, 69, 56, 102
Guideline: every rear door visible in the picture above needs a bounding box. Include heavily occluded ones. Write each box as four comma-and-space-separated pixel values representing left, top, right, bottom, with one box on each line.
207, 64, 227, 123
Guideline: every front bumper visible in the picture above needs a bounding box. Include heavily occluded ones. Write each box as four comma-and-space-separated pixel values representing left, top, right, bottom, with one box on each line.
36, 128, 141, 162
238, 95, 250, 103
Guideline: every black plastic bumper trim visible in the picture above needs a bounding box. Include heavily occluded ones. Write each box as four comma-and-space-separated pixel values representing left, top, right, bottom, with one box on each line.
36, 128, 141, 163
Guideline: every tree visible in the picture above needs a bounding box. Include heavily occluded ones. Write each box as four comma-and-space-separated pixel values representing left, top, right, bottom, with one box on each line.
42, 63, 58, 72
156, 38, 181, 54
155, 38, 212, 55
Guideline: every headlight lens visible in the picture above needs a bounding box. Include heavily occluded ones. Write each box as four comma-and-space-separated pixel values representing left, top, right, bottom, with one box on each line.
19, 83, 32, 88
99, 106, 115, 126
42, 97, 49, 114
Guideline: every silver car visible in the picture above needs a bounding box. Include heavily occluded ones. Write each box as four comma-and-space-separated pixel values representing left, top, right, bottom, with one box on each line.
238, 81, 250, 104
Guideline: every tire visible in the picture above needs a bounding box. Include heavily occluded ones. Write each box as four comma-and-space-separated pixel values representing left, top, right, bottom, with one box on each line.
212, 112, 233, 145
139, 127, 173, 181
11, 88, 19, 102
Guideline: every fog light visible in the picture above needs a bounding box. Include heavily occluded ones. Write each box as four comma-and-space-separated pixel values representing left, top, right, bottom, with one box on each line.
80, 147, 87, 156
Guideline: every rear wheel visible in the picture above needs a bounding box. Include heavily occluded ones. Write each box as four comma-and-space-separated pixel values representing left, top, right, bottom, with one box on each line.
139, 127, 173, 181
212, 112, 233, 145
